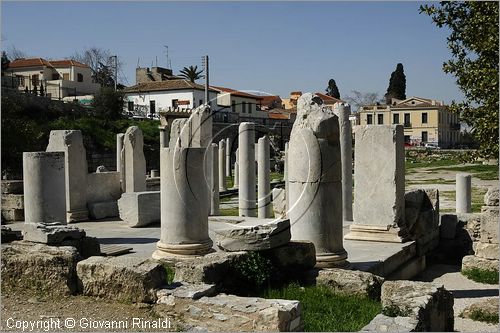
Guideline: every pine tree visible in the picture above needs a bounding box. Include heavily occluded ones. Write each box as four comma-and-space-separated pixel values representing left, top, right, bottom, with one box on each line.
384, 63, 406, 103
325, 79, 340, 99
1, 51, 10, 74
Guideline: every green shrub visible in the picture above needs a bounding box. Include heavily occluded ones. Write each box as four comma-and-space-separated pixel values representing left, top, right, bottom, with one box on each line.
462, 268, 499, 284
162, 263, 175, 285
233, 252, 272, 289
382, 305, 412, 317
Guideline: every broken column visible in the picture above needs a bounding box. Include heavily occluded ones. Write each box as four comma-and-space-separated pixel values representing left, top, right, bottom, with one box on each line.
23, 152, 66, 224
210, 143, 220, 215
334, 102, 353, 223
258, 136, 272, 218
345, 124, 406, 243
218, 139, 227, 191
116, 133, 124, 173
456, 173, 472, 213
123, 126, 147, 193
153, 146, 213, 258
234, 162, 239, 188
288, 93, 347, 268
225, 137, 231, 177
284, 142, 289, 218
239, 122, 257, 217
46, 130, 88, 222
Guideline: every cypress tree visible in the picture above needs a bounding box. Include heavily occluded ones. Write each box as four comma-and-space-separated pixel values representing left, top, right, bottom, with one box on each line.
385, 63, 406, 103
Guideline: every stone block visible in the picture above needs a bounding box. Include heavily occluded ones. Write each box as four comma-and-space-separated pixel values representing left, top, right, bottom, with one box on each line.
361, 314, 418, 332
76, 256, 166, 303
22, 222, 85, 245
262, 241, 316, 272
480, 206, 499, 244
1, 241, 80, 296
460, 297, 499, 321
348, 125, 405, 243
440, 214, 459, 239
1, 180, 24, 194
474, 242, 499, 260
271, 187, 286, 219
60, 236, 101, 259
86, 171, 121, 203
381, 280, 454, 332
123, 126, 147, 193
88, 201, 119, 220
404, 189, 439, 240
1, 226, 22, 243
1, 194, 24, 209
155, 292, 302, 332
462, 255, 499, 272
316, 268, 384, 300
146, 176, 160, 191
156, 283, 218, 302
118, 191, 160, 227
1, 208, 24, 221
212, 218, 291, 251
484, 187, 499, 206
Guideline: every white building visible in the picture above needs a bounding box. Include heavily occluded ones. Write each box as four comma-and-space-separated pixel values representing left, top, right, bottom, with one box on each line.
123, 79, 219, 117
211, 86, 269, 124
4, 58, 100, 99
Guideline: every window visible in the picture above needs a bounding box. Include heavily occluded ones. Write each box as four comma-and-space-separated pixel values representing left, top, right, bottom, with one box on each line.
248, 102, 252, 114
242, 102, 246, 113
422, 112, 428, 124
17, 76, 25, 87
128, 101, 134, 112
404, 113, 411, 126
31, 74, 39, 86
63, 73, 70, 80
172, 99, 179, 108
77, 73, 83, 82
422, 131, 428, 142
232, 100, 236, 112
393, 113, 400, 124
377, 114, 384, 124
150, 100, 156, 114
52, 73, 60, 80
367, 114, 373, 124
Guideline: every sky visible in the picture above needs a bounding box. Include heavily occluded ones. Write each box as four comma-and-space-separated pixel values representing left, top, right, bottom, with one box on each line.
1, 1, 464, 103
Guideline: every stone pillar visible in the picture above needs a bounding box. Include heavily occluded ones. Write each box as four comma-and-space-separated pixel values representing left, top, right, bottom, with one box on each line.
116, 133, 124, 172
239, 122, 257, 217
225, 137, 231, 177
23, 152, 66, 224
284, 142, 289, 218
218, 140, 226, 191
210, 143, 220, 215
288, 93, 347, 268
151, 169, 159, 178
456, 173, 472, 213
153, 146, 213, 259
158, 126, 168, 148
334, 102, 353, 223
123, 126, 147, 193
258, 136, 272, 218
46, 130, 88, 222
234, 162, 239, 188
345, 124, 406, 243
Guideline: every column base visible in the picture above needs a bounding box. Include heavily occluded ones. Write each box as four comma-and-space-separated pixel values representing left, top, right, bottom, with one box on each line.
316, 250, 349, 268
67, 209, 89, 223
152, 239, 214, 259
344, 224, 405, 243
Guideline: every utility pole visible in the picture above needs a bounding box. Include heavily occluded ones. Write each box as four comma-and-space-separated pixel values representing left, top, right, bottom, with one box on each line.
202, 55, 209, 105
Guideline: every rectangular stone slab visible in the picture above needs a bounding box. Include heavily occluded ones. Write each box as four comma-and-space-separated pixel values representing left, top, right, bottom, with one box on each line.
210, 217, 291, 251
117, 191, 160, 227
22, 222, 86, 245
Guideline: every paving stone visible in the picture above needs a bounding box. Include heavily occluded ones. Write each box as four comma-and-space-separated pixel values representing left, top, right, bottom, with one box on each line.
361, 314, 418, 332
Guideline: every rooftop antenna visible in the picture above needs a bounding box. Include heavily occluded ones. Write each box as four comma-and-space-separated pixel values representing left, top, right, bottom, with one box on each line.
164, 45, 171, 70
137, 58, 140, 68
155, 56, 158, 67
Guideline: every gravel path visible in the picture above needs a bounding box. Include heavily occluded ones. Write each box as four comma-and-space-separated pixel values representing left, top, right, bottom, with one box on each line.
415, 264, 499, 332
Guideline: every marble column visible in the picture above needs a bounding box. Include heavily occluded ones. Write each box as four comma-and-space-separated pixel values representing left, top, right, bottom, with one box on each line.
210, 143, 220, 215
456, 173, 472, 213
123, 126, 147, 193
258, 136, 272, 218
284, 142, 289, 218
288, 93, 347, 268
234, 162, 239, 189
46, 130, 88, 222
23, 152, 66, 224
225, 137, 231, 178
334, 102, 353, 223
153, 146, 213, 259
116, 133, 124, 172
239, 122, 256, 217
218, 139, 226, 191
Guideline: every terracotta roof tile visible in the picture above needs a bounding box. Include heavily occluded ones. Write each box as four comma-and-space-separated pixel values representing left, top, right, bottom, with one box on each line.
211, 86, 262, 99
8, 58, 53, 68
123, 79, 218, 93
49, 59, 88, 68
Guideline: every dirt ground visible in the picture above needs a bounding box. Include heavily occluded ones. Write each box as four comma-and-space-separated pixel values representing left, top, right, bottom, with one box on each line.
1, 291, 180, 332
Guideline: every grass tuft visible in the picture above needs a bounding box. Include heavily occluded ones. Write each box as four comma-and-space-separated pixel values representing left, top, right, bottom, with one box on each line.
263, 283, 381, 332
462, 268, 499, 284
468, 309, 499, 324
